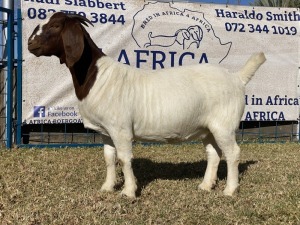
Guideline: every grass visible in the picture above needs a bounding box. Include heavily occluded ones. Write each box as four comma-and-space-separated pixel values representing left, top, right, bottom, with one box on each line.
0, 143, 299, 224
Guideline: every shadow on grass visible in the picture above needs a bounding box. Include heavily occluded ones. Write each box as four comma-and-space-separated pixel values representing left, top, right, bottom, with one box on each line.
130, 159, 257, 196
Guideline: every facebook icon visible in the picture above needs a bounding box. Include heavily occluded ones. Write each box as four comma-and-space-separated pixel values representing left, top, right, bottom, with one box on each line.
33, 106, 46, 118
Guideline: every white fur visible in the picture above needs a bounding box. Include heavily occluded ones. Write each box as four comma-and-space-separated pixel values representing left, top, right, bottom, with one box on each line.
77, 53, 266, 198
32, 17, 51, 39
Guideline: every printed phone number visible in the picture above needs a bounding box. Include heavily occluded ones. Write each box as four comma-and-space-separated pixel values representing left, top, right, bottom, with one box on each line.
225, 22, 297, 35
27, 7, 125, 25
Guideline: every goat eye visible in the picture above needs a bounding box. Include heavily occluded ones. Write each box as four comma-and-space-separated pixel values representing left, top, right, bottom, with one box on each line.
49, 24, 59, 30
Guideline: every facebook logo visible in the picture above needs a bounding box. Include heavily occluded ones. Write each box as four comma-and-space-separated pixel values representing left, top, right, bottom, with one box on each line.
33, 106, 46, 118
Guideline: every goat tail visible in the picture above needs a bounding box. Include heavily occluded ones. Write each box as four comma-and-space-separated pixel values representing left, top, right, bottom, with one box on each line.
238, 52, 266, 85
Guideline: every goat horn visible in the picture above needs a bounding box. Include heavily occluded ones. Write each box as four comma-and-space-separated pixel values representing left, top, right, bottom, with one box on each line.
68, 14, 94, 27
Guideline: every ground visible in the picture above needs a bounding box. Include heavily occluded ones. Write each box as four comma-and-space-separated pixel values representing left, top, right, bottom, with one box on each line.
0, 143, 299, 224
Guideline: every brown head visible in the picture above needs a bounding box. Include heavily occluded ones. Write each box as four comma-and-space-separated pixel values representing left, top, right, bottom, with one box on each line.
28, 12, 96, 68
28, 12, 106, 100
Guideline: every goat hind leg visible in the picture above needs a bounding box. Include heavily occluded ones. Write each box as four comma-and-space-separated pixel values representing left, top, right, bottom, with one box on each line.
213, 131, 240, 196
223, 142, 240, 196
199, 133, 222, 192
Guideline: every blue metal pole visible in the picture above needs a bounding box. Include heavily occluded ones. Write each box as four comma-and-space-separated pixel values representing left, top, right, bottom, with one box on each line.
16, 8, 22, 146
5, 8, 13, 148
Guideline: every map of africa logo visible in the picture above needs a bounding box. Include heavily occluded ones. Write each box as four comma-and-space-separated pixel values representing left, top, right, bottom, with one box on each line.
131, 2, 232, 64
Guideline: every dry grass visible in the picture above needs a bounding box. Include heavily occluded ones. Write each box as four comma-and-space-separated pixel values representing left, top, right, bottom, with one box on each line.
0, 143, 299, 224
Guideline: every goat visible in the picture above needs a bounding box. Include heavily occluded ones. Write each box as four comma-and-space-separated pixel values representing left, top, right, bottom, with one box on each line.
28, 12, 266, 198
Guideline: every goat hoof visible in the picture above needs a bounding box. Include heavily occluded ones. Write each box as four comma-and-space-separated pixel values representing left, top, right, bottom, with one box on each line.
100, 182, 115, 192
120, 188, 136, 198
223, 186, 239, 196
198, 182, 212, 192
223, 189, 234, 196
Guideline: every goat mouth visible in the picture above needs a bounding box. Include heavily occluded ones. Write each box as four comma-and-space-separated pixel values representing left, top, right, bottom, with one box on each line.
28, 46, 41, 55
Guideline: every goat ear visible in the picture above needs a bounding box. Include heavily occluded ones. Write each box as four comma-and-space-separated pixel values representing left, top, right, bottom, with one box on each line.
61, 19, 84, 68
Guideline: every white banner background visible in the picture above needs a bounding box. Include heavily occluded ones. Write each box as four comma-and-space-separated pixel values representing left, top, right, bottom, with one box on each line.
21, 0, 300, 124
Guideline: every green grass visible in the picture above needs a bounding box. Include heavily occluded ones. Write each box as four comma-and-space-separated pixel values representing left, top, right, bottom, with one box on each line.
0, 143, 299, 224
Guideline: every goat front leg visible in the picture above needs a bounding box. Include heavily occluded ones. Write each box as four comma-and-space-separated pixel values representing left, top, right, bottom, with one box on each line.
113, 137, 137, 198
100, 136, 117, 192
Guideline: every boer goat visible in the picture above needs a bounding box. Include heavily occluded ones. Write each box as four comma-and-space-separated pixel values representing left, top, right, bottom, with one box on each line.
28, 12, 266, 198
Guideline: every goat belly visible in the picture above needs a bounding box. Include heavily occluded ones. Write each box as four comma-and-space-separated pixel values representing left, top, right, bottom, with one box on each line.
132, 111, 210, 143
133, 127, 209, 143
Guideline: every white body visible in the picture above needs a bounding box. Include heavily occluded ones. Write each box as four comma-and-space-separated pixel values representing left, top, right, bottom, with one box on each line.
79, 57, 243, 143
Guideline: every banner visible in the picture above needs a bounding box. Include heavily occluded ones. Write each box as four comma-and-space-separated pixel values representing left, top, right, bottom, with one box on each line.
21, 0, 300, 124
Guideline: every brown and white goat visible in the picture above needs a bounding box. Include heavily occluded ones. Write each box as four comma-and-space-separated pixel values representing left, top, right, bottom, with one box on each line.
28, 12, 266, 198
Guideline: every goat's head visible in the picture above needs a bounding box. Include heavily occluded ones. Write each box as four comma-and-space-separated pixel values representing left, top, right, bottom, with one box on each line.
28, 12, 93, 67
187, 25, 203, 42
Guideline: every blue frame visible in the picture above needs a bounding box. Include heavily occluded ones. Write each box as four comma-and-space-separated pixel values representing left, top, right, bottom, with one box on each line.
16, 8, 22, 146
18, 143, 104, 149
1, 6, 14, 148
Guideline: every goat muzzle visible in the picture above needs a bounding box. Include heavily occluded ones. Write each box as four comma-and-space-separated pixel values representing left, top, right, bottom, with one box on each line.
28, 40, 41, 56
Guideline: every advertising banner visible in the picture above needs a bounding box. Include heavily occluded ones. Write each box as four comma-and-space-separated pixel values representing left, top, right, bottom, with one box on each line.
21, 0, 300, 124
